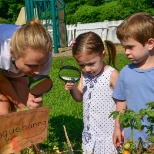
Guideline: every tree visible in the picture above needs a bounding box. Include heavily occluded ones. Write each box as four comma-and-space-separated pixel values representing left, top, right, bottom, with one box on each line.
0, 0, 24, 23
0, 0, 9, 19
118, 0, 149, 10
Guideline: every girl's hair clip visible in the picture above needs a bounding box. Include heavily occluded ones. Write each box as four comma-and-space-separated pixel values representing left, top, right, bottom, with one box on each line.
70, 39, 76, 48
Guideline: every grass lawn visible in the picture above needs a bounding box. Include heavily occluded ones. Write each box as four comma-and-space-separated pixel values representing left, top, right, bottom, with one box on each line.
41, 53, 131, 153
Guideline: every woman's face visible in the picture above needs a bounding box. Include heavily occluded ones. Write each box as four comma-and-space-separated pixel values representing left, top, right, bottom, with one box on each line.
14, 48, 49, 76
74, 51, 105, 76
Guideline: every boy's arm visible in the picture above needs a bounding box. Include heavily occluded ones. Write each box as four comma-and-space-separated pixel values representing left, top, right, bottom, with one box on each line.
0, 72, 26, 109
113, 100, 126, 147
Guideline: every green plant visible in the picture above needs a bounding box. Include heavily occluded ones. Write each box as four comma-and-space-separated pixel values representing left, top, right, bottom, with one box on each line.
109, 102, 154, 153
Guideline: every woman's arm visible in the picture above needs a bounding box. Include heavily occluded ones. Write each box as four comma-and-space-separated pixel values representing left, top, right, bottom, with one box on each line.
0, 72, 26, 109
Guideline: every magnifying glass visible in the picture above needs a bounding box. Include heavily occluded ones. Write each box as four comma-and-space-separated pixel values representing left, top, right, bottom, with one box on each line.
58, 65, 81, 82
28, 75, 53, 97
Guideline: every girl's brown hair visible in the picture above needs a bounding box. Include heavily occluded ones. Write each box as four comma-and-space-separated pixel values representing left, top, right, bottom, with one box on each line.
116, 12, 154, 46
72, 31, 116, 67
10, 18, 53, 58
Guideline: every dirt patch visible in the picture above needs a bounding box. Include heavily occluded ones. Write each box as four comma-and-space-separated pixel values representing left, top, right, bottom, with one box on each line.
52, 45, 124, 58
52, 47, 72, 57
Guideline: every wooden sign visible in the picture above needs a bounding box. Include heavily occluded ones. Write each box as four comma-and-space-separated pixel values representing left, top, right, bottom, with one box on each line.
0, 106, 50, 153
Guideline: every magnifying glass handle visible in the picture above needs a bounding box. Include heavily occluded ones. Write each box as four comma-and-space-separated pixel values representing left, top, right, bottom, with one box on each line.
70, 89, 73, 94
65, 81, 74, 95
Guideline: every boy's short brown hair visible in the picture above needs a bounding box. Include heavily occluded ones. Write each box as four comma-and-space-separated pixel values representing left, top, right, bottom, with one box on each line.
116, 12, 154, 46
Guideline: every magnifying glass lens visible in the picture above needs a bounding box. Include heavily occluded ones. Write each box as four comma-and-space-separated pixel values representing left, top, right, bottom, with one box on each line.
59, 66, 81, 82
29, 76, 53, 97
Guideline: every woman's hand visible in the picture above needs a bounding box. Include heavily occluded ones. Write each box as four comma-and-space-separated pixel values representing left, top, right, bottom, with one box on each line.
27, 93, 43, 109
16, 103, 26, 109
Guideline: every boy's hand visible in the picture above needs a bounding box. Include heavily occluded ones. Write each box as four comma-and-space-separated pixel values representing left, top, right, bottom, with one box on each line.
113, 128, 124, 147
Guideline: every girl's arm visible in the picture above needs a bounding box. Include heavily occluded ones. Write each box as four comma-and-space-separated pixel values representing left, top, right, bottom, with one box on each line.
110, 69, 119, 90
65, 75, 83, 102
0, 72, 26, 109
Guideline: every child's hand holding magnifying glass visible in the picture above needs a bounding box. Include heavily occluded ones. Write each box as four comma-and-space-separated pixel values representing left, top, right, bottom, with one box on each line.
58, 65, 81, 94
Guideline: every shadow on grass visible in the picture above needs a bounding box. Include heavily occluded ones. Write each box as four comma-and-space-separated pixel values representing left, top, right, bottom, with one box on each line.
41, 114, 83, 153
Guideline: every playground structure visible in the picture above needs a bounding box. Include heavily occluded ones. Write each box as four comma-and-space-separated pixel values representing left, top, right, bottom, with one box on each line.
24, 0, 67, 54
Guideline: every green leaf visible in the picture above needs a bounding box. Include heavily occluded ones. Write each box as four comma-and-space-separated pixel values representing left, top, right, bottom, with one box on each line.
134, 118, 142, 130
147, 136, 154, 143
108, 111, 119, 119
113, 111, 120, 119
119, 114, 128, 124
146, 110, 154, 117
123, 120, 130, 128
147, 116, 154, 123
146, 102, 154, 109
139, 109, 146, 118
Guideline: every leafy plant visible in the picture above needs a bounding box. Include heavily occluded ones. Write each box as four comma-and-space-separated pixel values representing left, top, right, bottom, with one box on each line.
109, 102, 154, 153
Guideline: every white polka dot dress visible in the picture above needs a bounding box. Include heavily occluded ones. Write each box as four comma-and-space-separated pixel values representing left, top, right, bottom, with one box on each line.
82, 67, 117, 154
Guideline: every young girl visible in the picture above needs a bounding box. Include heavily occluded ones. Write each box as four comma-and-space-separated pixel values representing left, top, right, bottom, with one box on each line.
65, 32, 118, 154
0, 18, 53, 114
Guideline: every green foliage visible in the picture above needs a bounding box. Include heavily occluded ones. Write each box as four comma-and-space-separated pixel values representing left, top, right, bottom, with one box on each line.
109, 102, 154, 153
66, 1, 121, 24
0, 0, 24, 23
0, 17, 10, 24
65, 0, 154, 24
98, 1, 124, 21
1, 0, 154, 24
66, 0, 154, 24
73, 5, 101, 23
84, 0, 106, 6
117, 0, 154, 19
0, 0, 9, 19
118, 0, 153, 8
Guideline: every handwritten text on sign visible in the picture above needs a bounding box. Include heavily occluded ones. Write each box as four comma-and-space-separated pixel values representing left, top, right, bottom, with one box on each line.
0, 106, 50, 153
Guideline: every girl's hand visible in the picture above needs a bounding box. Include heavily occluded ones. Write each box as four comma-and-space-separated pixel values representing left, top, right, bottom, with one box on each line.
27, 95, 43, 109
65, 82, 76, 91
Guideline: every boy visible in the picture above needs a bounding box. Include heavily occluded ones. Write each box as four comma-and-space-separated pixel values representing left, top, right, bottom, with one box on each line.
112, 12, 154, 147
